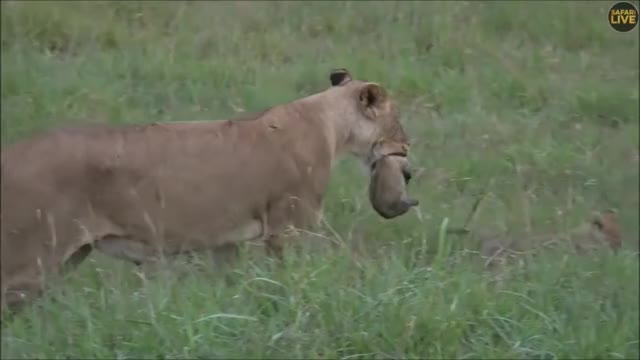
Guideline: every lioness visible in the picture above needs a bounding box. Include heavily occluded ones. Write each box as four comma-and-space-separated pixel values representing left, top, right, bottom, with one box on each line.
1, 68, 418, 313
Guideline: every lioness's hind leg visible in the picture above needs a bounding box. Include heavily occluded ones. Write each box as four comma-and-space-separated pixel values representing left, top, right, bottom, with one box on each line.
1, 275, 45, 318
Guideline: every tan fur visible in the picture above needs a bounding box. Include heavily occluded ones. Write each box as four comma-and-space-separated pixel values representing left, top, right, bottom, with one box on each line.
0, 69, 417, 314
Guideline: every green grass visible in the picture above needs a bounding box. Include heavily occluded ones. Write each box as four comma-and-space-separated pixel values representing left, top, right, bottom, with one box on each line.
1, 1, 639, 359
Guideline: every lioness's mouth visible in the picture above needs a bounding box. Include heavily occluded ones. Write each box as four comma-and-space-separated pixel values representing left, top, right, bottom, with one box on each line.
369, 152, 408, 172
367, 139, 410, 172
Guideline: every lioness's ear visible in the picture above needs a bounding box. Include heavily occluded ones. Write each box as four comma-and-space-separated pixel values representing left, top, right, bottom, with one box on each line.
359, 83, 387, 109
330, 68, 352, 86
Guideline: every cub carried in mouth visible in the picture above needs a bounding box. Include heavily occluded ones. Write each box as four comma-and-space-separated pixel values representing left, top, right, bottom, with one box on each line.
369, 154, 419, 219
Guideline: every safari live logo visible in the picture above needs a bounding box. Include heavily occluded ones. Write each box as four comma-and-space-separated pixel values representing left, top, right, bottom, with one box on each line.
608, 1, 638, 32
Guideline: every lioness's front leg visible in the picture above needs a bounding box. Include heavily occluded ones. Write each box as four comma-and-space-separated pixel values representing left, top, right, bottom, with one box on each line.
265, 230, 299, 261
264, 195, 322, 260
265, 234, 285, 260
197, 243, 242, 269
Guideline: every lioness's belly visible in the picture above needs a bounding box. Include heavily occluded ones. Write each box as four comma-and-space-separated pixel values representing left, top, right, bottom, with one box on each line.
94, 218, 265, 263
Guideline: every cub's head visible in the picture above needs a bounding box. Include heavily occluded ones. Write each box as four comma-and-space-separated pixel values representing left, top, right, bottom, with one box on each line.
329, 68, 417, 219
588, 209, 622, 251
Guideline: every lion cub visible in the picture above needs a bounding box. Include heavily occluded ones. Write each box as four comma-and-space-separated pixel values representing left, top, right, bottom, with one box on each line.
369, 155, 419, 219
476, 210, 623, 268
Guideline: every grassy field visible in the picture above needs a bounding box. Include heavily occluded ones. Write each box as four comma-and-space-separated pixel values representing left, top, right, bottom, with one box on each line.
1, 1, 639, 359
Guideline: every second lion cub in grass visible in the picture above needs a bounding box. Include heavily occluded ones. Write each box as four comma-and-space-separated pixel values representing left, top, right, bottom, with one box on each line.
476, 210, 623, 269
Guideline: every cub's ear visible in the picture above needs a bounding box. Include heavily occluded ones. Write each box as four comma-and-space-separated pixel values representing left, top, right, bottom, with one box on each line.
330, 68, 352, 86
359, 83, 387, 109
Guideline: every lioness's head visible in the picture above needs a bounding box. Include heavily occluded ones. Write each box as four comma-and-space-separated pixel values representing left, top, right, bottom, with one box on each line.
328, 68, 418, 219
329, 68, 410, 165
